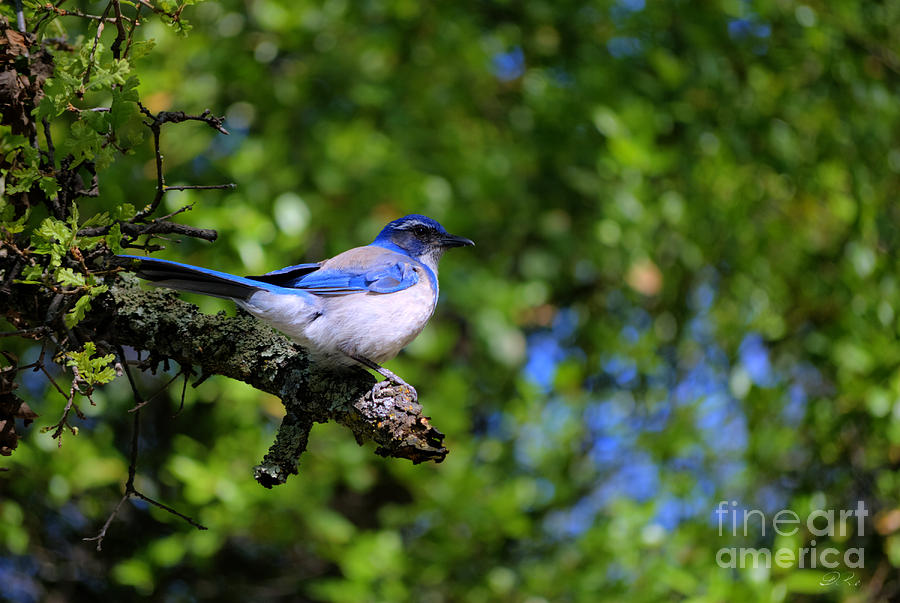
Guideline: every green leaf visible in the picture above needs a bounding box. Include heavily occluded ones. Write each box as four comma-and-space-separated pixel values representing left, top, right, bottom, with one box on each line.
94, 145, 116, 171
113, 203, 136, 221
0, 134, 31, 154
63, 283, 108, 329
81, 109, 110, 132
39, 176, 59, 199
30, 242, 65, 265
16, 264, 45, 284
64, 293, 93, 329
63, 120, 104, 167
67, 202, 79, 232
56, 268, 86, 288
85, 58, 132, 92
6, 165, 41, 195
110, 78, 146, 150
80, 211, 111, 229
128, 39, 157, 62
31, 216, 75, 266
105, 223, 124, 254
0, 198, 29, 234
34, 78, 72, 121
34, 217, 72, 245
65, 341, 117, 386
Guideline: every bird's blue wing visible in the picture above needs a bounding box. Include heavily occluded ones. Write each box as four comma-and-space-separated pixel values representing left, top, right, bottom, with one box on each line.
123, 244, 421, 298
245, 246, 421, 296
246, 262, 322, 287
290, 261, 418, 295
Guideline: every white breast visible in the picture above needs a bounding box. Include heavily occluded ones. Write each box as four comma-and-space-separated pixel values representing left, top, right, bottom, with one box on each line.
240, 264, 438, 366
306, 265, 437, 364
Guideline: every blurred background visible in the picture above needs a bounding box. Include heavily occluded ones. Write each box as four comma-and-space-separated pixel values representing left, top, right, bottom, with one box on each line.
3, 0, 900, 600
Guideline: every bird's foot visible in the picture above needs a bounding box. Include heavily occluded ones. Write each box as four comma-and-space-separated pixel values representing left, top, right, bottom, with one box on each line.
350, 355, 418, 402
372, 371, 417, 402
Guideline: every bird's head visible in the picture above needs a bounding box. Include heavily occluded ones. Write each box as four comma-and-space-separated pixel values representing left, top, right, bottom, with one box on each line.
373, 214, 474, 269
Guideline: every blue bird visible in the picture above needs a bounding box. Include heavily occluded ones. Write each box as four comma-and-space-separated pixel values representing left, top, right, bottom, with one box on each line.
119, 214, 474, 397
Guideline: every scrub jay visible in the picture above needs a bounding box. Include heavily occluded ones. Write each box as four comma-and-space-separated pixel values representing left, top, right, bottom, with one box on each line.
119, 214, 474, 397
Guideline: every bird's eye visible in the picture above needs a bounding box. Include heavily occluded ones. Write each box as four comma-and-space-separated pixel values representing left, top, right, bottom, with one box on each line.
412, 225, 428, 237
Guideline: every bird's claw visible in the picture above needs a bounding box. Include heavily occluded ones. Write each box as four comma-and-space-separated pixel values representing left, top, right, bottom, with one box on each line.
372, 377, 417, 402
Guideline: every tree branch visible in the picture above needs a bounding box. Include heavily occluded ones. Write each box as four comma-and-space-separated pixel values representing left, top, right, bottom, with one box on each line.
133, 104, 230, 222
109, 0, 128, 60
77, 219, 218, 241
0, 270, 448, 486
104, 278, 449, 486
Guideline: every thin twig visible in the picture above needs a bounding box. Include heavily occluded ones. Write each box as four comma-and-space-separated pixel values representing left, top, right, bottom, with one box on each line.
48, 380, 83, 445
173, 369, 190, 417
120, 242, 164, 252
156, 202, 196, 221
135, 0, 178, 21
30, 0, 65, 33
0, 227, 36, 262
131, 491, 207, 530
132, 104, 229, 221
123, 4, 143, 59
127, 369, 183, 412
145, 116, 165, 219
38, 363, 69, 401
84, 348, 206, 551
82, 493, 129, 551
80, 2, 114, 94
138, 105, 230, 135
109, 0, 127, 59
192, 372, 212, 388
41, 350, 91, 446
37, 4, 132, 25
117, 345, 143, 404
164, 184, 237, 192
42, 119, 55, 167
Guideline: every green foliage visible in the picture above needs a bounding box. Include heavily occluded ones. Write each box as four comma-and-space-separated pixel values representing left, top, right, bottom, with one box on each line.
32, 38, 146, 173
14, 206, 110, 327
64, 284, 109, 329
30, 215, 77, 264
104, 222, 124, 254
3, 1, 900, 602
0, 199, 29, 234
2, 137, 41, 196
65, 342, 117, 387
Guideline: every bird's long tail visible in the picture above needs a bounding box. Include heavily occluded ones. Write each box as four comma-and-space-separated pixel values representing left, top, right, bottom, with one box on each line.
117, 255, 265, 301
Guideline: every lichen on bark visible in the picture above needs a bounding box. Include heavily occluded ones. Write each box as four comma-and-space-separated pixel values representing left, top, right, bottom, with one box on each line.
107, 276, 449, 486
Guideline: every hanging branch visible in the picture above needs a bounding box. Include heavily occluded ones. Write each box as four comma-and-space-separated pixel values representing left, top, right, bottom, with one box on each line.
133, 104, 232, 222
83, 348, 206, 551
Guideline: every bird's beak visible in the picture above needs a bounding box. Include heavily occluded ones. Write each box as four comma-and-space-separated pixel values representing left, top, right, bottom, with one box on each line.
441, 233, 475, 248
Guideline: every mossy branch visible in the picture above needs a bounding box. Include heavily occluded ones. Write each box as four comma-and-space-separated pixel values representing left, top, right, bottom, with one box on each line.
1, 270, 448, 486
